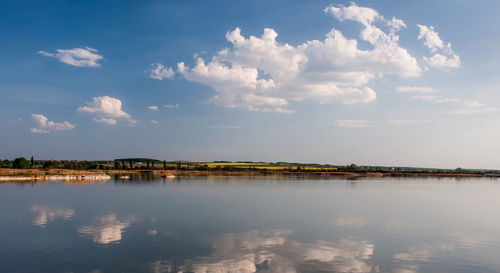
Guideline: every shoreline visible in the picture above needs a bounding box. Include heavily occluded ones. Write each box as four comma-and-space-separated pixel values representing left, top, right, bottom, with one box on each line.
2, 168, 500, 182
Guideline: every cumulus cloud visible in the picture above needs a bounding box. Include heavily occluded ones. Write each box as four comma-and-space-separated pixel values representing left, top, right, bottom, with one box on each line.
417, 25, 444, 52
333, 120, 372, 128
325, 3, 382, 26
417, 25, 460, 68
173, 3, 424, 113
149, 63, 175, 80
78, 96, 133, 125
424, 53, 461, 68
78, 214, 134, 244
396, 86, 436, 93
31, 114, 74, 133
38, 47, 103, 67
148, 105, 159, 111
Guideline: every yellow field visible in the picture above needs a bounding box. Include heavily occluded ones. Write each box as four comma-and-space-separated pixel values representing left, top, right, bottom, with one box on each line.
204, 162, 336, 171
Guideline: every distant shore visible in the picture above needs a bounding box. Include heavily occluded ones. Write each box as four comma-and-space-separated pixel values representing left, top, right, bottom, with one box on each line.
2, 168, 500, 182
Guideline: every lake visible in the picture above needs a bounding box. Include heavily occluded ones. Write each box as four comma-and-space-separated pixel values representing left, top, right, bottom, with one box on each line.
1, 176, 500, 273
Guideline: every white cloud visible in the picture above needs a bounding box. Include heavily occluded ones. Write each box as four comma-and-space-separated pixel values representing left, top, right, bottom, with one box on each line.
325, 3, 382, 26
449, 100, 497, 115
333, 120, 372, 128
148, 105, 159, 111
31, 114, 75, 133
151, 120, 159, 124
417, 25, 444, 53
408, 94, 497, 115
174, 3, 423, 113
149, 63, 175, 80
164, 104, 179, 108
396, 86, 436, 93
412, 95, 459, 103
78, 96, 132, 125
38, 47, 103, 67
424, 53, 461, 68
417, 25, 460, 68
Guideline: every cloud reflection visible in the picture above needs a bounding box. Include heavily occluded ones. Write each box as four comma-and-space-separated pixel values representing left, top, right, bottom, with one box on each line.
78, 214, 134, 244
152, 230, 376, 273
393, 231, 493, 273
31, 204, 74, 227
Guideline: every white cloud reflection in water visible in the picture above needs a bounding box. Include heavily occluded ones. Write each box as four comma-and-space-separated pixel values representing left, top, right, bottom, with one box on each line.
151, 229, 376, 273
78, 214, 135, 244
393, 232, 494, 273
31, 204, 74, 227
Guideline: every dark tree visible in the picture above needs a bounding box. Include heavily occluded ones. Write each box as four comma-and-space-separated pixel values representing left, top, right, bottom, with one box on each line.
13, 157, 30, 169
4, 160, 13, 168
146, 161, 150, 169
30, 156, 34, 168
43, 160, 58, 169
163, 160, 167, 170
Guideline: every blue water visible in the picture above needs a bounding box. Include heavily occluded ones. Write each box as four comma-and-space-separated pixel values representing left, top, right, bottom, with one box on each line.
1, 176, 500, 273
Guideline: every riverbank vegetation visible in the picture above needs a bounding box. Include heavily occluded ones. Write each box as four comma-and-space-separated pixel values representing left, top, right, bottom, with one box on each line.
2, 157, 500, 176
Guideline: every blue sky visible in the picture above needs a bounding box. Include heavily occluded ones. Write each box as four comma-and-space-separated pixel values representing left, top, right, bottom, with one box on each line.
1, 0, 500, 168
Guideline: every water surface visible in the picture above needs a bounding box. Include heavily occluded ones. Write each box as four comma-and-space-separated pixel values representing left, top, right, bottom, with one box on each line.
1, 176, 500, 273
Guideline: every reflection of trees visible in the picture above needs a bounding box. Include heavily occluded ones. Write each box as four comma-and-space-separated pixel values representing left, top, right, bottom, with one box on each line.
151, 230, 375, 273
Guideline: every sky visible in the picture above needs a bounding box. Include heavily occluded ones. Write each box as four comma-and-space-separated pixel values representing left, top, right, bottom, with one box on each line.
1, 0, 500, 169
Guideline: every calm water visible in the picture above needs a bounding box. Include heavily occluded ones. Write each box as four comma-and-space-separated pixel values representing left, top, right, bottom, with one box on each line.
1, 176, 500, 273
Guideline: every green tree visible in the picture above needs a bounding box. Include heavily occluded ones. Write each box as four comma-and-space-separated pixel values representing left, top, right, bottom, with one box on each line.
30, 156, 34, 168
3, 160, 13, 168
348, 164, 360, 171
146, 161, 150, 169
163, 160, 167, 170
13, 157, 30, 169
43, 160, 58, 169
